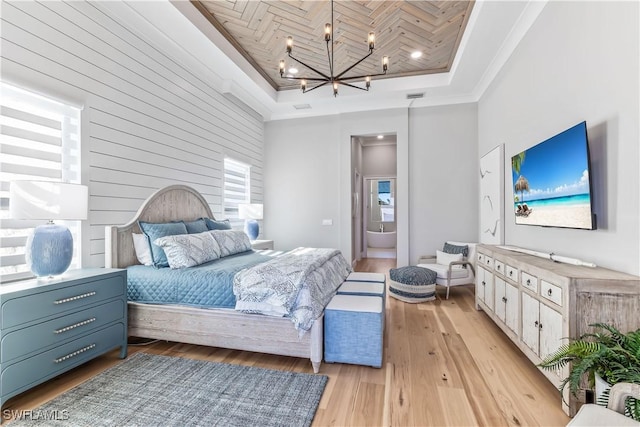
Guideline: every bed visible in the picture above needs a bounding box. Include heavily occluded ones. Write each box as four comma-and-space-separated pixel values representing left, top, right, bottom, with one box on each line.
105, 184, 345, 373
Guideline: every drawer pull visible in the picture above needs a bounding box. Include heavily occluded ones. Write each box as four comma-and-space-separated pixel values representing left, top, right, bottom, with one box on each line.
54, 344, 96, 363
502, 296, 507, 303
482, 281, 486, 286
54, 291, 96, 305
497, 265, 501, 270
534, 320, 539, 328
526, 279, 531, 286
547, 289, 553, 296
509, 271, 513, 277
54, 318, 96, 334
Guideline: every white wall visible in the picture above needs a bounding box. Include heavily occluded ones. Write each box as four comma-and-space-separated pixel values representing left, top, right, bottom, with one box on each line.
362, 144, 397, 177
265, 104, 478, 266
263, 115, 341, 250
478, 1, 639, 275
1, 1, 264, 267
409, 103, 478, 263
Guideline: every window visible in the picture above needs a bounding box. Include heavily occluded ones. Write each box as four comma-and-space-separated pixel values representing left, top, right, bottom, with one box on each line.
223, 157, 251, 229
0, 83, 82, 283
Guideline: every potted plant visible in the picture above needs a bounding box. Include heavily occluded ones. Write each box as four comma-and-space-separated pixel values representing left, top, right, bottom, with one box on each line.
539, 323, 640, 420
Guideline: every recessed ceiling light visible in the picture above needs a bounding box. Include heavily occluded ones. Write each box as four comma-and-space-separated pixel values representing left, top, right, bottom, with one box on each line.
288, 67, 298, 74
377, 135, 383, 139
410, 51, 423, 59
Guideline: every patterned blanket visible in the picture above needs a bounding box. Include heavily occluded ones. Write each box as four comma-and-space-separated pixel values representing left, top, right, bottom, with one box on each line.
233, 247, 352, 333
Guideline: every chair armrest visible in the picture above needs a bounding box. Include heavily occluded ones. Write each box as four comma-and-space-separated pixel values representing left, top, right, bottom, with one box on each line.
449, 260, 476, 276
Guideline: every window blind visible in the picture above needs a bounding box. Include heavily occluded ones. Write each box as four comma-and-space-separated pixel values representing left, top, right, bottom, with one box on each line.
0, 83, 81, 283
223, 157, 251, 229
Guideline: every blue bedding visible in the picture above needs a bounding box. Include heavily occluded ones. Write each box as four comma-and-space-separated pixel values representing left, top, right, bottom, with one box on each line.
127, 250, 274, 309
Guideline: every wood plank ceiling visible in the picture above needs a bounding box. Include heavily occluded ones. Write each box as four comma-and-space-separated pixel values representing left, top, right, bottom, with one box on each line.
192, 0, 475, 91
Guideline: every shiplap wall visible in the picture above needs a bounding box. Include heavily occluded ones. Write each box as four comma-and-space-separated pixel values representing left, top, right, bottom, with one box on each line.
1, 1, 264, 267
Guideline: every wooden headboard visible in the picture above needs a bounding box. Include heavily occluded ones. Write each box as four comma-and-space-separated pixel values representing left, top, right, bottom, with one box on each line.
105, 185, 214, 269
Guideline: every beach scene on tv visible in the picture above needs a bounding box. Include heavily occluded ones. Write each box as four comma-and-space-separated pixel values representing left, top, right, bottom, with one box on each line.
511, 122, 594, 230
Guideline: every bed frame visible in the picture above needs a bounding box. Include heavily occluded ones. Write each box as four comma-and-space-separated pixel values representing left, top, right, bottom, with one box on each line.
105, 185, 323, 373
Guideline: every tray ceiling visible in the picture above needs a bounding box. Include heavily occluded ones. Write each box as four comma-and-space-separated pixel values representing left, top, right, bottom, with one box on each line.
192, 0, 475, 91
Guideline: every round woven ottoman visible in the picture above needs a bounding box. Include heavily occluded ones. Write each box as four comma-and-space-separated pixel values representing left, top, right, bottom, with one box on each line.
389, 266, 437, 303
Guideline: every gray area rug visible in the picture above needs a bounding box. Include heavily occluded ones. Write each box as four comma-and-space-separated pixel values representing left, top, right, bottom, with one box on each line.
11, 353, 327, 427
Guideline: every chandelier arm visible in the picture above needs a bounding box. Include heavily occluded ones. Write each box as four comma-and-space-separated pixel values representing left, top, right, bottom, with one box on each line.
326, 40, 333, 78
302, 81, 330, 94
338, 70, 388, 82
282, 76, 329, 82
286, 53, 330, 80
334, 49, 374, 80
338, 81, 369, 91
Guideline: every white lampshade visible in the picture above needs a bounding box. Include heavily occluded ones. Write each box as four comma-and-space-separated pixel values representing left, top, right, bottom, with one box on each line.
238, 203, 263, 220
10, 181, 88, 220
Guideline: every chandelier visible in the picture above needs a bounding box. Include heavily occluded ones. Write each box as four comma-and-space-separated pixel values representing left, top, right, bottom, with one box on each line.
278, 0, 389, 97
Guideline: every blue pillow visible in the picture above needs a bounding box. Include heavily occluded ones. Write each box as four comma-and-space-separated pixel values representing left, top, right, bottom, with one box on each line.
138, 221, 188, 268
183, 219, 208, 234
204, 217, 232, 231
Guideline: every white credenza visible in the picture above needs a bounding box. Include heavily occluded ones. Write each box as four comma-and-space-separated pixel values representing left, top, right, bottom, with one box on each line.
475, 244, 640, 416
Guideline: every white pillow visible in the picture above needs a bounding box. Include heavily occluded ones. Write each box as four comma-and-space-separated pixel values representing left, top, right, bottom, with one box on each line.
209, 230, 252, 257
154, 232, 221, 269
132, 233, 153, 266
436, 250, 464, 269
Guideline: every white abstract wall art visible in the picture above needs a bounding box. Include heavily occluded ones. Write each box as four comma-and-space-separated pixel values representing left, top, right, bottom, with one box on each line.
480, 145, 504, 244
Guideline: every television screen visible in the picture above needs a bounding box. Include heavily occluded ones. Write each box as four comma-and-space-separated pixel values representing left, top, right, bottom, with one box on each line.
511, 121, 596, 230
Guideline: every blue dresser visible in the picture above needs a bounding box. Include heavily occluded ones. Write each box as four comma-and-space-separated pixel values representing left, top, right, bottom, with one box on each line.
0, 269, 127, 409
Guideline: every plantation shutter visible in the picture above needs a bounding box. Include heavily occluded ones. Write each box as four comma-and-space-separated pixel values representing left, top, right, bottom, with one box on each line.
0, 83, 82, 283
223, 157, 251, 229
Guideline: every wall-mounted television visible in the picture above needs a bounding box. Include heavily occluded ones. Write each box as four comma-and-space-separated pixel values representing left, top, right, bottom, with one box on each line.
511, 121, 596, 230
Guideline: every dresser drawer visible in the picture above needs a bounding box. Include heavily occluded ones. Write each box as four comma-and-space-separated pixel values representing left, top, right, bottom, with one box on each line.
521, 272, 538, 293
505, 265, 519, 283
1, 299, 125, 363
477, 253, 485, 264
1, 276, 124, 329
0, 323, 125, 398
482, 256, 494, 269
494, 260, 505, 275
540, 280, 562, 306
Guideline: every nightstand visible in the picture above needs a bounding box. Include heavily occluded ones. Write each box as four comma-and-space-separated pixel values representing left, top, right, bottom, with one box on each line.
251, 240, 274, 250
0, 268, 127, 410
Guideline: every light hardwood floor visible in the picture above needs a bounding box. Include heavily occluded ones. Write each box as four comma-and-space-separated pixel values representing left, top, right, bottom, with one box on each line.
2, 258, 570, 426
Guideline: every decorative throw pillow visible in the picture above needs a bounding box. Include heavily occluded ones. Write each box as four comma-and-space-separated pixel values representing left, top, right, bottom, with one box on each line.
154, 232, 221, 269
204, 217, 232, 231
443, 242, 469, 258
183, 218, 208, 234
132, 233, 153, 266
436, 250, 464, 269
209, 230, 252, 257
138, 221, 189, 268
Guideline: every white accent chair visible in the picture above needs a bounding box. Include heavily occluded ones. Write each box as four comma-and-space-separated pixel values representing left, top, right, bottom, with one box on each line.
567, 382, 640, 426
417, 241, 477, 299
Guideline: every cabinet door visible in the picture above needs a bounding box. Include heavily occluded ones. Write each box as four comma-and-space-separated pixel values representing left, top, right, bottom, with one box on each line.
521, 292, 540, 355
539, 304, 564, 360
494, 277, 506, 322
476, 267, 486, 304
484, 269, 494, 311
505, 282, 519, 335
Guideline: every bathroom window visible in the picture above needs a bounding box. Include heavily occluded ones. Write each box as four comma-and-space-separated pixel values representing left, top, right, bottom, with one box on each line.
369, 179, 395, 223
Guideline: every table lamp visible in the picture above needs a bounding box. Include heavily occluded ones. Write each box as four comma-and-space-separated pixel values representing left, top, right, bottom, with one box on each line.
238, 203, 263, 240
10, 181, 88, 277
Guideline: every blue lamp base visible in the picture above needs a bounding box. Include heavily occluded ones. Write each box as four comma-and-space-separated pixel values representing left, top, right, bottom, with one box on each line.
244, 219, 259, 241
26, 223, 73, 277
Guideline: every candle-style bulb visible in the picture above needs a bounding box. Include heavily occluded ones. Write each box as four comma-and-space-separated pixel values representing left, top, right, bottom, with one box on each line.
365, 76, 371, 89
382, 56, 389, 72
279, 60, 286, 76
333, 82, 338, 97
324, 24, 331, 42
368, 32, 375, 50
286, 36, 293, 53
301, 79, 307, 92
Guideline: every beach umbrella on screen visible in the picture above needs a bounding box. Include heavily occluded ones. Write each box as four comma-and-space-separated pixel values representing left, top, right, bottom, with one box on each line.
515, 175, 529, 203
